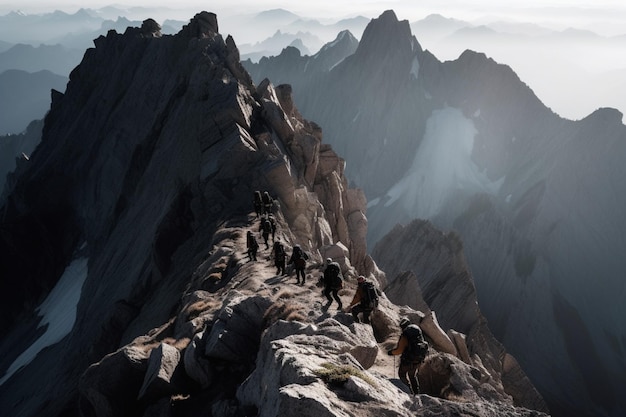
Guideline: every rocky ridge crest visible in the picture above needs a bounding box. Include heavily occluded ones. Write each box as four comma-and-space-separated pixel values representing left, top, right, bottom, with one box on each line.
0, 12, 546, 417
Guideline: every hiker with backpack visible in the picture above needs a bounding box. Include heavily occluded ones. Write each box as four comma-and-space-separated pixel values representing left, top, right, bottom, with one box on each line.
259, 215, 272, 249
347, 275, 380, 324
387, 317, 429, 395
262, 191, 273, 215
288, 244, 308, 285
268, 214, 276, 242
246, 231, 259, 261
321, 258, 343, 310
273, 241, 287, 275
253, 190, 263, 218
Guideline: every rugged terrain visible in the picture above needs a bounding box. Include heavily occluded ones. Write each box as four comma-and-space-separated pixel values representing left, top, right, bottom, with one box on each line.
243, 10, 626, 417
0, 12, 547, 417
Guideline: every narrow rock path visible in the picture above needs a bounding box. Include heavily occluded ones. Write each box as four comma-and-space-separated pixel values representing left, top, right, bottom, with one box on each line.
233, 210, 405, 389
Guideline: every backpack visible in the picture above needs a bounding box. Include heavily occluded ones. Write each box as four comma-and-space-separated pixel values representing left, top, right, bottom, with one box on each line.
268, 216, 276, 232
360, 281, 379, 309
293, 247, 308, 269
326, 263, 343, 289
403, 324, 429, 363
262, 191, 273, 205
261, 218, 271, 234
247, 234, 258, 249
274, 242, 286, 261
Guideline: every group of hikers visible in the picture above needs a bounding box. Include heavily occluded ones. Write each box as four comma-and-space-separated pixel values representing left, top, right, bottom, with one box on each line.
246, 190, 429, 395
247, 191, 276, 259
319, 257, 430, 395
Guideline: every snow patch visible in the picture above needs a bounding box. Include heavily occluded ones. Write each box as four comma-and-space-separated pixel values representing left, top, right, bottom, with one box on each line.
0, 257, 89, 385
384, 107, 502, 217
367, 197, 380, 208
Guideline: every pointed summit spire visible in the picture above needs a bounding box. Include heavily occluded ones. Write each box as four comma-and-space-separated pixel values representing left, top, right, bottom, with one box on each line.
354, 9, 421, 63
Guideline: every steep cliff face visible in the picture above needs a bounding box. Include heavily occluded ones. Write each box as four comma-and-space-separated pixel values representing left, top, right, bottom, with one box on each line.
0, 119, 43, 195
374, 219, 546, 412
0, 12, 546, 417
243, 10, 626, 417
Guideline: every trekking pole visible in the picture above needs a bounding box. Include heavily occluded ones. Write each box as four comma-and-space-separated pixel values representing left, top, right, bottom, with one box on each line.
393, 354, 396, 379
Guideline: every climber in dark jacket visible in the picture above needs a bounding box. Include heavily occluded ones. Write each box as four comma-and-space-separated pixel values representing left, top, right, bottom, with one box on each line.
348, 275, 379, 324
322, 258, 343, 310
288, 244, 308, 285
273, 241, 287, 275
246, 231, 259, 261
388, 317, 429, 395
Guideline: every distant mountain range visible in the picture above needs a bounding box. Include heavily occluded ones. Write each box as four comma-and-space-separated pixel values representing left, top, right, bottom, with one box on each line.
0, 6, 624, 124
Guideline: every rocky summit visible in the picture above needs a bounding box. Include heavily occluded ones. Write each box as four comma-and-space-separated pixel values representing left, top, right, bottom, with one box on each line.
0, 12, 547, 417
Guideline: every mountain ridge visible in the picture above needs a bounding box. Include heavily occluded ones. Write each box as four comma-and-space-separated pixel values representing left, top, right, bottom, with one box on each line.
0, 11, 546, 417
242, 10, 626, 417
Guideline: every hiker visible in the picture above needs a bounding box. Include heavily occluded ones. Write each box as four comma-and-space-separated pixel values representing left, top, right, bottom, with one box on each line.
259, 215, 272, 249
273, 241, 287, 275
253, 190, 263, 218
246, 231, 259, 261
347, 275, 380, 324
387, 317, 429, 395
288, 244, 308, 285
322, 258, 343, 310
262, 191, 273, 215
268, 213, 276, 242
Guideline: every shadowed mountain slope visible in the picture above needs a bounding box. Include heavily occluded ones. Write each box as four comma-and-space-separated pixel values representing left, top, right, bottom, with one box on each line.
242, 9, 626, 417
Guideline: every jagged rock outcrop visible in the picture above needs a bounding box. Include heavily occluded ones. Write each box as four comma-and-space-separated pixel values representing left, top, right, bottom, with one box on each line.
243, 29, 359, 89
375, 219, 547, 412
243, 9, 626, 417
0, 11, 547, 417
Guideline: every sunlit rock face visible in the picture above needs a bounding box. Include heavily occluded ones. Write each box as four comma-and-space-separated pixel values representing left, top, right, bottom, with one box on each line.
0, 12, 374, 416
244, 9, 626, 417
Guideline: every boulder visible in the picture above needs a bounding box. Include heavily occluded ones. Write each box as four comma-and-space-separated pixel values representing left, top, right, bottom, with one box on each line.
138, 343, 181, 401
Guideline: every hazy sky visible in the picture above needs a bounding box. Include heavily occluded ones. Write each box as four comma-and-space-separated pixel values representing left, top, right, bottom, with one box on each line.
2, 0, 626, 34
1, 1, 624, 120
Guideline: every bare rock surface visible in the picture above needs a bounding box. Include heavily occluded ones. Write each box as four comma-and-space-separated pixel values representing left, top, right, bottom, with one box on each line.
0, 11, 547, 417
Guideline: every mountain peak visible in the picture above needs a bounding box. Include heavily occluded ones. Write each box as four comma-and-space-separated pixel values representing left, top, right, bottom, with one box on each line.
352, 10, 421, 66
179, 11, 219, 39
583, 107, 624, 125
